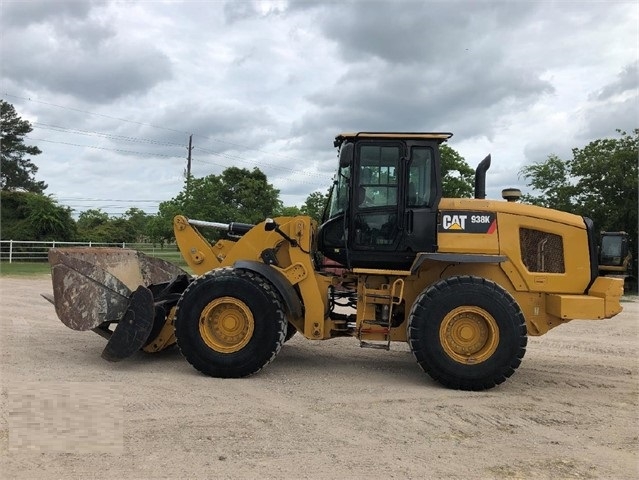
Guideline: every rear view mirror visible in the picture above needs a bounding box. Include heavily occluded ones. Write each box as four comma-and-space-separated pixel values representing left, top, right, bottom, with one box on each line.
339, 142, 354, 168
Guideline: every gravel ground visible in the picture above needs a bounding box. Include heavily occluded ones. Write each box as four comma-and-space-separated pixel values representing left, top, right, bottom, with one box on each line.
1, 275, 637, 479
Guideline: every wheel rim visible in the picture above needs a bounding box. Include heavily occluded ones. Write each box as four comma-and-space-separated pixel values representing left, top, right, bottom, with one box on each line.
439, 306, 499, 364
199, 297, 254, 353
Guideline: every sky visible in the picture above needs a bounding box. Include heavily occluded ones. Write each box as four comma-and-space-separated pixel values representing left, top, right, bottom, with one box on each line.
1, 0, 637, 217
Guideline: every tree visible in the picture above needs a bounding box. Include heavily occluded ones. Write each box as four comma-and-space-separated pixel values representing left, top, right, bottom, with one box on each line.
276, 205, 302, 217
0, 190, 76, 241
151, 167, 281, 244
520, 129, 638, 273
76, 208, 139, 243
570, 130, 638, 238
0, 100, 47, 193
77, 209, 110, 237
519, 154, 576, 211
123, 207, 151, 242
300, 191, 329, 222
440, 145, 474, 198
92, 217, 137, 244
217, 167, 281, 223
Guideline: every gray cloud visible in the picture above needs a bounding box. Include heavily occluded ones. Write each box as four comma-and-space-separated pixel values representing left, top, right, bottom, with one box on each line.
311, 1, 538, 65
288, 1, 554, 148
1, 0, 636, 213
1, 1, 173, 103
0, 0, 99, 27
592, 61, 638, 101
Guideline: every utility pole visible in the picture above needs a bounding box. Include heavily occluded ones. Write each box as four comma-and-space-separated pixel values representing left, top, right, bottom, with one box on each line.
186, 134, 193, 197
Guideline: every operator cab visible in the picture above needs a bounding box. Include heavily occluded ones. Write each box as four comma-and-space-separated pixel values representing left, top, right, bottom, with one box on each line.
318, 132, 452, 270
599, 231, 630, 269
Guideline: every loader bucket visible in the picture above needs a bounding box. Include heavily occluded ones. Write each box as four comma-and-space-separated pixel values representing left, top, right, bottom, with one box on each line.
48, 248, 189, 361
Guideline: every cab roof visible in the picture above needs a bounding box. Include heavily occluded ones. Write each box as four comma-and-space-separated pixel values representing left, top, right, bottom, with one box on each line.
334, 132, 453, 147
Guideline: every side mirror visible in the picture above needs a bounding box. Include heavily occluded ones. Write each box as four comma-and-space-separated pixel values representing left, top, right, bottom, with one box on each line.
339, 142, 354, 168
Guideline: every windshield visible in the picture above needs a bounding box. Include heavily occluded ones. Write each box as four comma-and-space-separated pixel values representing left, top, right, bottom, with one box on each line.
327, 165, 350, 218
601, 236, 622, 257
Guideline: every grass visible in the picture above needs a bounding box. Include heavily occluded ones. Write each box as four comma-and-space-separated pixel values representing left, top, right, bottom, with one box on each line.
0, 262, 51, 276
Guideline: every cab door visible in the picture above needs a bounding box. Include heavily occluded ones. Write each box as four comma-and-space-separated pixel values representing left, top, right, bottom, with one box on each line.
403, 144, 440, 254
351, 142, 403, 255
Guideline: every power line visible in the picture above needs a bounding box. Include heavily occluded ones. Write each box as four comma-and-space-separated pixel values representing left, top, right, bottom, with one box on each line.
193, 145, 333, 180
6, 92, 337, 172
25, 136, 185, 159
7, 93, 336, 205
4, 93, 187, 134
30, 122, 333, 183
57, 198, 163, 202
32, 122, 185, 147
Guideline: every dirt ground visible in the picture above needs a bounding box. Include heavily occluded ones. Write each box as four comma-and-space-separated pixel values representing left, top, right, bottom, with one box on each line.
0, 275, 637, 480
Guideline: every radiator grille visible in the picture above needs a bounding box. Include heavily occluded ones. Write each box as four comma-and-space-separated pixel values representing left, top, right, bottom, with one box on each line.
519, 228, 565, 273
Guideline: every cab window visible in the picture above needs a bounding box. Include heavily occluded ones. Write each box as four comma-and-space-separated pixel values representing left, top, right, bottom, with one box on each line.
358, 145, 400, 208
407, 147, 434, 207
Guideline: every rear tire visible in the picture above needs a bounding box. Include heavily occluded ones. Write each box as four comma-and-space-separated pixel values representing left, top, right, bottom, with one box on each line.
174, 268, 287, 378
408, 276, 527, 390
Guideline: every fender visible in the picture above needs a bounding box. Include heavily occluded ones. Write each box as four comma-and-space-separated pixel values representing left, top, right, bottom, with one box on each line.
233, 260, 304, 320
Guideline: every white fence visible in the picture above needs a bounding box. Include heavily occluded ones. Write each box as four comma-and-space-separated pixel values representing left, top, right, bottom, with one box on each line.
1, 240, 130, 263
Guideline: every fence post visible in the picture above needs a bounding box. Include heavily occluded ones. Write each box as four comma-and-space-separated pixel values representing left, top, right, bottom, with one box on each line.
9, 240, 13, 264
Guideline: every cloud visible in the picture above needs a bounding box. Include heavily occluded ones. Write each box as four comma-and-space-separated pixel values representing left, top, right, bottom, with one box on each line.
1, 1, 173, 103
1, 0, 636, 213
593, 62, 638, 101
0, 0, 99, 27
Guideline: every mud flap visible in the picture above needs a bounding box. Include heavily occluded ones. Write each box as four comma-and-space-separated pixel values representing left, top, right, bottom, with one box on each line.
101, 285, 155, 362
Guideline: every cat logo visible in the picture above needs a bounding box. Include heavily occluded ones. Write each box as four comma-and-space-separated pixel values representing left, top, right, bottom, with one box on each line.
439, 211, 497, 234
442, 214, 467, 230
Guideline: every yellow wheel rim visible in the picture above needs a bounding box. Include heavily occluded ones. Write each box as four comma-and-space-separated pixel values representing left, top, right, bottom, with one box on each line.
199, 297, 254, 353
439, 306, 499, 364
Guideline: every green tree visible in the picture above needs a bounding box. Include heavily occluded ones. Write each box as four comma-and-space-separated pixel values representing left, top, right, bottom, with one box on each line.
148, 202, 181, 246
0, 190, 76, 240
91, 218, 136, 244
300, 190, 329, 222
0, 100, 47, 193
440, 145, 474, 198
520, 129, 638, 271
124, 207, 150, 242
151, 167, 281, 244
519, 154, 576, 211
276, 205, 302, 217
77, 209, 110, 237
570, 130, 638, 237
76, 209, 138, 243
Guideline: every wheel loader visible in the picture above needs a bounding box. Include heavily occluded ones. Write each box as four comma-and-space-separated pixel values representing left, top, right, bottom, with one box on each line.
598, 231, 636, 293
46, 132, 624, 390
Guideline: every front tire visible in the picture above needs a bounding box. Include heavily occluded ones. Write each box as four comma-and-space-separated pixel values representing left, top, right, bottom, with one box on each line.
408, 276, 527, 390
284, 322, 297, 342
174, 268, 287, 378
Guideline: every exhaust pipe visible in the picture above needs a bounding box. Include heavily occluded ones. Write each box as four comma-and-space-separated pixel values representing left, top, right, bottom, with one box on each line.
474, 154, 491, 199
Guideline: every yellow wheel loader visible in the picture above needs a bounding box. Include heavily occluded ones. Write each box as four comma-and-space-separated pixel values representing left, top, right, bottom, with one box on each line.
46, 132, 624, 390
